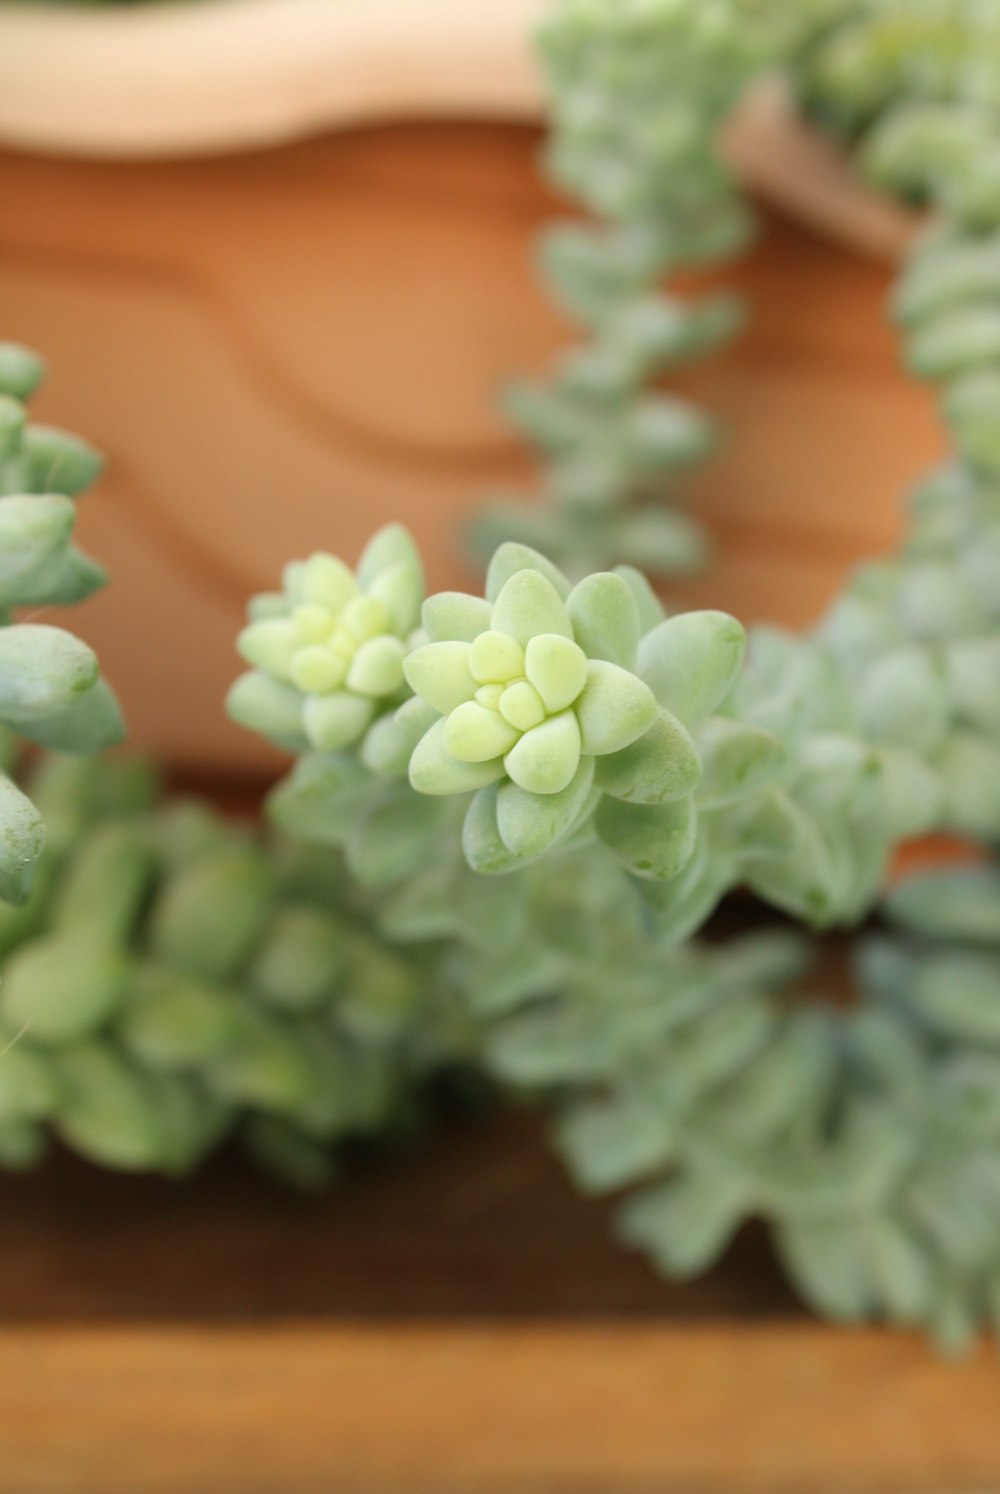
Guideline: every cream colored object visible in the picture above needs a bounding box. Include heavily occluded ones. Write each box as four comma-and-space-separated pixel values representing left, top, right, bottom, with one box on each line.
0, 0, 917, 261
0, 0, 547, 158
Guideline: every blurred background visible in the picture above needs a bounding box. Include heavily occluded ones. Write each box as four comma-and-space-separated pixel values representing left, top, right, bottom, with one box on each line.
0, 0, 940, 776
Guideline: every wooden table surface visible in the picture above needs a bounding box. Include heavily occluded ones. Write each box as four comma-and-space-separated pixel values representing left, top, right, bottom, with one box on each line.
1, 1109, 999, 1493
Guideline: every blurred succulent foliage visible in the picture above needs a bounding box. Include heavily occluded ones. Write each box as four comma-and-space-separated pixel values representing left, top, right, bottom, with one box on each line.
0, 345, 121, 906
0, 737, 475, 1185
482, 860, 1000, 1355
791, 1, 1000, 482
468, 0, 764, 577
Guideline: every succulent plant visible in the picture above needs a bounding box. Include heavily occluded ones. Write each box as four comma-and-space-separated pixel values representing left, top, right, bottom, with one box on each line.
403, 543, 741, 876
228, 525, 423, 755
0, 735, 473, 1184
0, 344, 121, 905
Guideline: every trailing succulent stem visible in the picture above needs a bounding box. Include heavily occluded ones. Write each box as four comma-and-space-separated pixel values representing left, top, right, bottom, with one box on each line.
0, 345, 121, 905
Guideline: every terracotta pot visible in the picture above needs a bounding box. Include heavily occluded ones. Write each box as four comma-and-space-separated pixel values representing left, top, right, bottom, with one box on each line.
0, 2, 935, 772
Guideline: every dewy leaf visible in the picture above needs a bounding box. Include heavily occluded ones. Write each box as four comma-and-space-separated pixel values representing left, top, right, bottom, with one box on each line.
566, 572, 641, 667
490, 571, 574, 646
409, 719, 506, 797
638, 611, 746, 727
575, 659, 658, 755
403, 641, 477, 714
595, 795, 697, 881
595, 709, 701, 804
497, 756, 596, 859
485, 542, 572, 604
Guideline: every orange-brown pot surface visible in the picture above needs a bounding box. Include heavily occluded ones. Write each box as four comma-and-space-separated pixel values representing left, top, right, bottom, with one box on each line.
1, 122, 942, 772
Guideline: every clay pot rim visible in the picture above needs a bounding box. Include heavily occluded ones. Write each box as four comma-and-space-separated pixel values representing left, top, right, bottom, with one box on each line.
0, 0, 918, 261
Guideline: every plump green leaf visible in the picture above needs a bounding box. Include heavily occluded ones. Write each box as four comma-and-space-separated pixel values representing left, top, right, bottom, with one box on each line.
638, 610, 745, 726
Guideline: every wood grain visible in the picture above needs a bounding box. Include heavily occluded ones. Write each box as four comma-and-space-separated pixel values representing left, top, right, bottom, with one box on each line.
1, 1115, 999, 1492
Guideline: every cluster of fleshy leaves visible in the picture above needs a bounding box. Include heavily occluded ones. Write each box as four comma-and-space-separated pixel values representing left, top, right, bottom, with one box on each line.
0, 344, 122, 904
228, 525, 423, 756
468, 0, 767, 577
400, 543, 745, 879
0, 732, 474, 1185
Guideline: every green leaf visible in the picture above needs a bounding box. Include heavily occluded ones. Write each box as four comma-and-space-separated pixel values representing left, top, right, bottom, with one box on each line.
462, 784, 530, 875
485, 542, 572, 603
524, 634, 588, 712
149, 845, 274, 982
0, 494, 75, 593
612, 563, 666, 633
19, 425, 102, 497
496, 756, 597, 859
0, 343, 44, 401
0, 624, 99, 726
421, 591, 492, 643
857, 645, 948, 752
596, 708, 701, 804
119, 966, 239, 1068
53, 1042, 168, 1171
638, 610, 745, 726
0, 932, 130, 1042
776, 1220, 874, 1322
302, 691, 375, 751
226, 670, 308, 751
18, 677, 124, 754
356, 523, 422, 588
885, 865, 1000, 944
445, 701, 520, 763
360, 698, 438, 778
595, 795, 697, 881
2, 544, 106, 608
503, 710, 582, 794
403, 640, 477, 713
348, 786, 452, 889
695, 718, 787, 807
409, 719, 505, 796
490, 570, 574, 646
0, 772, 45, 904
617, 1170, 750, 1276
575, 659, 658, 755
566, 572, 641, 667
268, 752, 375, 845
